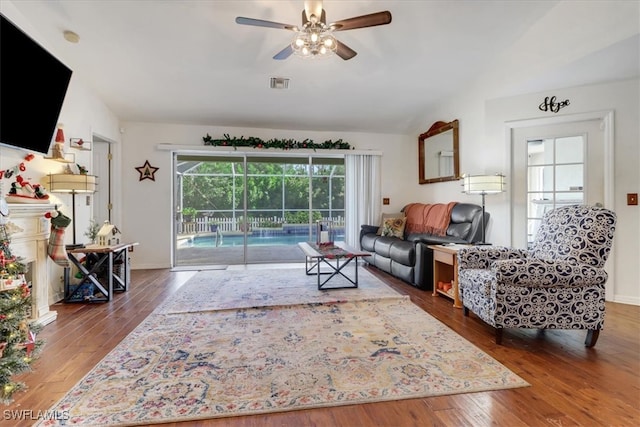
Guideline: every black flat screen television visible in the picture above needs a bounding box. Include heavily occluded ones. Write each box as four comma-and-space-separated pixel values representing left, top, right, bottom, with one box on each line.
0, 14, 73, 155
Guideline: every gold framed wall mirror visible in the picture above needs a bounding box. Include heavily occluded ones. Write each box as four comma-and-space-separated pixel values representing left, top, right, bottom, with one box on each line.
418, 119, 460, 184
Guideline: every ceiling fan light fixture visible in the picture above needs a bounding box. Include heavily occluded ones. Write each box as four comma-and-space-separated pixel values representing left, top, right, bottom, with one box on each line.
291, 23, 336, 59
236, 2, 391, 61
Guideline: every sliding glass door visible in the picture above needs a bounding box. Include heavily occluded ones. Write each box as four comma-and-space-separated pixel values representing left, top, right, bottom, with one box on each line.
173, 153, 344, 267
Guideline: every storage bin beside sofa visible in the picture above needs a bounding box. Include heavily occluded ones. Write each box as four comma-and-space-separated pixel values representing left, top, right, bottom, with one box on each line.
359, 203, 488, 290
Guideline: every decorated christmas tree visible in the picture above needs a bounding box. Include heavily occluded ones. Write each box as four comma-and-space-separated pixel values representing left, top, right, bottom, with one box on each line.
0, 222, 42, 404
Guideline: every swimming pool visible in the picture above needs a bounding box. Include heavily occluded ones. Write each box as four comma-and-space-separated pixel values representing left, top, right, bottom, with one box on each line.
188, 232, 345, 247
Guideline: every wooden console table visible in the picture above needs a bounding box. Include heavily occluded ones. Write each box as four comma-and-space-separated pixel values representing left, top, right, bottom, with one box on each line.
428, 244, 471, 308
64, 242, 138, 302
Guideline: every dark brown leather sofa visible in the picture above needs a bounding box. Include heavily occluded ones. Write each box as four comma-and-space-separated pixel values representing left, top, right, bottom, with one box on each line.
359, 203, 487, 290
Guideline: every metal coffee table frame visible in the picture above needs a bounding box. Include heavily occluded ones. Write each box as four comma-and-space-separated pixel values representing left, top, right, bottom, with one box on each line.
297, 241, 370, 290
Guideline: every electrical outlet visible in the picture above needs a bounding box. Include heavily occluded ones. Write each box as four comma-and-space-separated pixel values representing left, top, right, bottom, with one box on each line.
627, 193, 638, 206
86, 195, 91, 206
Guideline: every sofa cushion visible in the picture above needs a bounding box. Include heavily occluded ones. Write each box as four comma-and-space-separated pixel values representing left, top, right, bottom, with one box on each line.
360, 233, 379, 252
391, 261, 414, 284
450, 203, 482, 223
380, 217, 406, 239
374, 253, 392, 272
447, 222, 472, 239
374, 236, 396, 257
389, 240, 415, 266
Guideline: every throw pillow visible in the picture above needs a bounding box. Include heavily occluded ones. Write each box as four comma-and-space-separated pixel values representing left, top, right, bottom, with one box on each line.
377, 212, 405, 235
380, 217, 407, 239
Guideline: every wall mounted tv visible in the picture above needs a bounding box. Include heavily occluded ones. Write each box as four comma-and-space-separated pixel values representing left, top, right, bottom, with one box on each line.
0, 14, 73, 155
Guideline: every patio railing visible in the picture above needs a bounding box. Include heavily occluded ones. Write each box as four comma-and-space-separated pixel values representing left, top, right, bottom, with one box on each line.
178, 216, 345, 235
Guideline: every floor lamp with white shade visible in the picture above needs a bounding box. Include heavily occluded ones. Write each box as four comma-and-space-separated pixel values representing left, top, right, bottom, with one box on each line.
45, 173, 97, 249
461, 173, 505, 245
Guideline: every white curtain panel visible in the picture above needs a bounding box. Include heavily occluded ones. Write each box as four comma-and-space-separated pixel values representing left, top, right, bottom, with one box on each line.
345, 154, 382, 248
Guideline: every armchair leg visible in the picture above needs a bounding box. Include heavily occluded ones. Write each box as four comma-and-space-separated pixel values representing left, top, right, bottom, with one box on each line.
495, 328, 503, 345
585, 329, 600, 347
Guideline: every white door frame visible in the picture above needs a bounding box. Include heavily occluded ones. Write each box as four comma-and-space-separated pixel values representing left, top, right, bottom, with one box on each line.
504, 110, 615, 300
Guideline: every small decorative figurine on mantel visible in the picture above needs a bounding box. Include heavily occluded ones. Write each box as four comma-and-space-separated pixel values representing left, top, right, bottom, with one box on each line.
5, 176, 49, 204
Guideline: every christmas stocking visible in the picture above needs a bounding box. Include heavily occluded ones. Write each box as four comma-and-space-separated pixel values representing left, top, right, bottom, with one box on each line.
45, 210, 72, 267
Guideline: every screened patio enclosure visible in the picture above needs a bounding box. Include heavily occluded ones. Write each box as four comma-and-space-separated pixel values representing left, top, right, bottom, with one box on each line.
173, 154, 345, 266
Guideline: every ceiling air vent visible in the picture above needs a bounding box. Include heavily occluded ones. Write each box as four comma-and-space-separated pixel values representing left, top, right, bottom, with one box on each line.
270, 77, 290, 89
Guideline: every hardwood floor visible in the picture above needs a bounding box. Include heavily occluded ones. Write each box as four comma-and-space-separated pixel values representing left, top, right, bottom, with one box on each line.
8, 266, 640, 427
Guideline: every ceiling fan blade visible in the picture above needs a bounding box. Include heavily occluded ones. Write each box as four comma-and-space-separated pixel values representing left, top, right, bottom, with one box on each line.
235, 17, 297, 31
332, 11, 392, 31
335, 41, 357, 60
273, 45, 294, 60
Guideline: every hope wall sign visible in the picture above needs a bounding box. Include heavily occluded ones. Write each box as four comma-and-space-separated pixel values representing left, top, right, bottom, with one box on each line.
539, 96, 570, 113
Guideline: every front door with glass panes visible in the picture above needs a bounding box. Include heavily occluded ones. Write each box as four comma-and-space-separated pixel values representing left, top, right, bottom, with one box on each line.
511, 119, 604, 248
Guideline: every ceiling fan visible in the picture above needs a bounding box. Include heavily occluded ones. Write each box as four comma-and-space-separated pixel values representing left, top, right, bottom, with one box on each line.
235, 0, 392, 60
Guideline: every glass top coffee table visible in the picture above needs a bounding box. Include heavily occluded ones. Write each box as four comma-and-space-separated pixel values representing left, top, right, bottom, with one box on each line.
297, 241, 371, 290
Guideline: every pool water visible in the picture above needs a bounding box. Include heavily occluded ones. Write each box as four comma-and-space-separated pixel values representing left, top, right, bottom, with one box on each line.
189, 233, 345, 247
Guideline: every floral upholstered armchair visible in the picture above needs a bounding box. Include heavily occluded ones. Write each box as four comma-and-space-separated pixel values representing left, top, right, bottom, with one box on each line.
457, 205, 616, 347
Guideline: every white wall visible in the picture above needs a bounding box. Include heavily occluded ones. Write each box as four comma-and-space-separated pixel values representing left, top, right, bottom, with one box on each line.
119, 123, 415, 269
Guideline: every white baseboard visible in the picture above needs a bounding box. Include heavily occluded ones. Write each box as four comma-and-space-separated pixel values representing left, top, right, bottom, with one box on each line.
131, 263, 170, 270
612, 295, 640, 306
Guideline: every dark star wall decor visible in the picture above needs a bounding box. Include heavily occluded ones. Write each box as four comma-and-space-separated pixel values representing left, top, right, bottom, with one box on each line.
135, 160, 159, 181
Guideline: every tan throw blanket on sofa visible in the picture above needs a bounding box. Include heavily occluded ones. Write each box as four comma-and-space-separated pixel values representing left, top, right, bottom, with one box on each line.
404, 202, 457, 236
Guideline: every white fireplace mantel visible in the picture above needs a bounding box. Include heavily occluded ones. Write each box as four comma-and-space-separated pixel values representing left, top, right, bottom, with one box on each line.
6, 203, 57, 326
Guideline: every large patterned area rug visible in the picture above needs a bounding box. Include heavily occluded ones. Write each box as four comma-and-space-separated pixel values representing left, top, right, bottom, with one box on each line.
40, 267, 529, 426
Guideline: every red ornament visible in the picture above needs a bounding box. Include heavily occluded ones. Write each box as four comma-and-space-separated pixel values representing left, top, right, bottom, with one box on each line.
24, 330, 36, 357
55, 125, 65, 143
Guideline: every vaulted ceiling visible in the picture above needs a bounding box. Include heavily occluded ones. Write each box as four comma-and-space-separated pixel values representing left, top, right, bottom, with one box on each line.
5, 0, 639, 134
